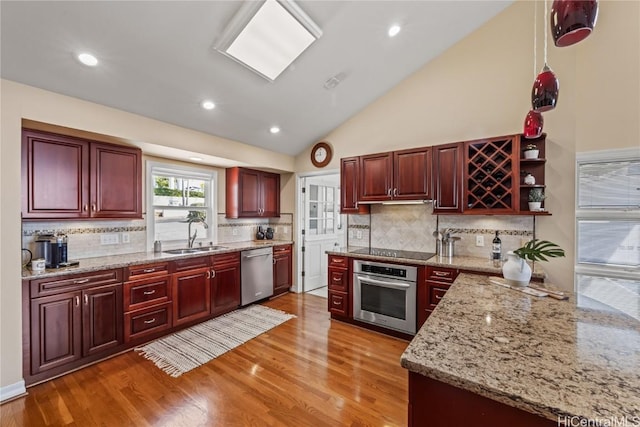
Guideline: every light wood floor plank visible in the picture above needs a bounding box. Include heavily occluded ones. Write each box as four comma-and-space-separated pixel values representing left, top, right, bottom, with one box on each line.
1, 293, 408, 426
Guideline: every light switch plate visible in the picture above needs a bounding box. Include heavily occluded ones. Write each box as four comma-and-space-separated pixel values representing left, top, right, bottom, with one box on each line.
476, 235, 484, 247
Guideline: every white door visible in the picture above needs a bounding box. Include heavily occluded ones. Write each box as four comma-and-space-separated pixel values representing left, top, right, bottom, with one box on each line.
301, 174, 345, 292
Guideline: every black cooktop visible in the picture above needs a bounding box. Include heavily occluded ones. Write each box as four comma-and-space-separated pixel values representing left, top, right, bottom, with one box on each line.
349, 247, 436, 262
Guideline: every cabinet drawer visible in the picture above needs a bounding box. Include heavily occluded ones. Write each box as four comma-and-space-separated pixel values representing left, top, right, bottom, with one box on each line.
125, 262, 170, 280
328, 291, 349, 317
172, 256, 210, 272
124, 303, 172, 343
427, 267, 458, 284
124, 276, 171, 310
429, 285, 450, 307
329, 255, 348, 268
273, 244, 292, 254
212, 251, 240, 266
30, 269, 123, 298
328, 268, 349, 292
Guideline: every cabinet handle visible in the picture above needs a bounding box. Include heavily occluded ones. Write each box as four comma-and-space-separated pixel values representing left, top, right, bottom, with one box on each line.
84, 294, 88, 305
332, 258, 344, 263
74, 278, 90, 284
91, 203, 96, 211
83, 204, 88, 212
143, 318, 156, 325
333, 300, 340, 305
211, 269, 216, 278
393, 188, 398, 197
206, 271, 211, 279
435, 294, 443, 300
332, 277, 341, 282
143, 290, 156, 296
433, 271, 448, 277
273, 259, 276, 265
75, 296, 80, 306
143, 268, 156, 273
387, 188, 392, 196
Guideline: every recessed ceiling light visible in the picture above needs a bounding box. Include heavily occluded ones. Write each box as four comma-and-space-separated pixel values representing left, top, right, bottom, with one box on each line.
77, 52, 98, 67
270, 126, 280, 134
201, 100, 216, 110
189, 156, 203, 162
388, 24, 401, 38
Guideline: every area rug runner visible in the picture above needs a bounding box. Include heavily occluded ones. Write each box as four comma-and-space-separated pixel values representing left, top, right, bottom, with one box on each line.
135, 304, 295, 377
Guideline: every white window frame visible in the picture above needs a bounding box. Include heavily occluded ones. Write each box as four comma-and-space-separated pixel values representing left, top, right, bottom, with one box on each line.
575, 148, 640, 284
146, 160, 217, 250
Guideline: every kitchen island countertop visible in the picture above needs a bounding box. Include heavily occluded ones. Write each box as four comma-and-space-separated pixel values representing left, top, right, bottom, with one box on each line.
22, 240, 294, 280
401, 273, 640, 422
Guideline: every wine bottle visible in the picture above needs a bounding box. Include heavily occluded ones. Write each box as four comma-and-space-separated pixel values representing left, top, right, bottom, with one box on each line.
492, 231, 502, 260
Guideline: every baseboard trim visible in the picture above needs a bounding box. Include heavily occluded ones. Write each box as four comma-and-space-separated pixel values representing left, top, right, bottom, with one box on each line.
0, 380, 26, 403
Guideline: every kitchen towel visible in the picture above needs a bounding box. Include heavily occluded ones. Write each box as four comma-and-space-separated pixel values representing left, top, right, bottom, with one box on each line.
135, 304, 295, 377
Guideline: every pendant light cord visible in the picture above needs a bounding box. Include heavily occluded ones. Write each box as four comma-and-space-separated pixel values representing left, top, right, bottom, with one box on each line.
544, 0, 548, 67
533, 0, 537, 78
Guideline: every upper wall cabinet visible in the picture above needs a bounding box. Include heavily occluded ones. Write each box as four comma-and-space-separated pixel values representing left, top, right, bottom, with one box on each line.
433, 143, 463, 213
359, 147, 431, 202
21, 129, 142, 220
225, 167, 280, 218
340, 157, 369, 214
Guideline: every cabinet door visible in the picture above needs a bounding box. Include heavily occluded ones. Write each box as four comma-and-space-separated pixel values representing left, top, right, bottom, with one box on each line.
22, 129, 90, 219
273, 247, 292, 296
30, 292, 82, 374
359, 152, 393, 201
211, 262, 241, 316
340, 157, 369, 214
82, 284, 123, 357
237, 168, 262, 217
433, 143, 463, 213
394, 147, 431, 200
260, 172, 280, 217
90, 143, 142, 218
173, 267, 212, 326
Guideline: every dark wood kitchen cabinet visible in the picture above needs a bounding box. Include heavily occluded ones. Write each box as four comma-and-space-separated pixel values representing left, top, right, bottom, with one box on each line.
359, 148, 431, 202
210, 252, 241, 317
226, 167, 280, 218
433, 142, 463, 213
328, 255, 351, 318
340, 157, 369, 214
26, 269, 124, 381
172, 256, 212, 327
21, 129, 142, 220
417, 266, 458, 328
273, 244, 292, 297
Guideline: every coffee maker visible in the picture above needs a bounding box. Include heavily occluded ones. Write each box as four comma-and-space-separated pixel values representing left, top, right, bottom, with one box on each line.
35, 234, 68, 268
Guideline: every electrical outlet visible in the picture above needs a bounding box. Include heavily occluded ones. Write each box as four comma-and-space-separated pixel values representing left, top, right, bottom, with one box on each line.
476, 235, 484, 247
232, 228, 238, 236
121, 233, 130, 243
100, 233, 119, 245
356, 230, 363, 239
283, 227, 288, 234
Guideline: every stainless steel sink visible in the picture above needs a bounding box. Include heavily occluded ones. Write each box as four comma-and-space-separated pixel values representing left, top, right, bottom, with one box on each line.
164, 245, 227, 255
163, 248, 202, 254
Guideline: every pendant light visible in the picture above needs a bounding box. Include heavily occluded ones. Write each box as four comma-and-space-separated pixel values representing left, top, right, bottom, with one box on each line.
532, 0, 559, 112
524, 1, 543, 139
551, 0, 598, 47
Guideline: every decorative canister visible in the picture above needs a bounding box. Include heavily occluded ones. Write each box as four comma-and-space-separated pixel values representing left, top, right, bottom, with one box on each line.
32, 258, 46, 272
502, 251, 532, 287
524, 173, 536, 185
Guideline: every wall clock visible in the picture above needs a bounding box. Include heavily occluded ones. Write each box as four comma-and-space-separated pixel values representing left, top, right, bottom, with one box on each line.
311, 141, 333, 168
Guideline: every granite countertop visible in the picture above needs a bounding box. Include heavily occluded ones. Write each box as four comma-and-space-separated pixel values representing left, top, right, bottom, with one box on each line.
22, 240, 294, 280
401, 273, 640, 421
326, 247, 545, 280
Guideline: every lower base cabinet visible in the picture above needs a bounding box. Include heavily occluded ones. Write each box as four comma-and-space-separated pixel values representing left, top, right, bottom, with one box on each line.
172, 266, 211, 327
82, 284, 123, 357
273, 244, 292, 297
211, 253, 241, 316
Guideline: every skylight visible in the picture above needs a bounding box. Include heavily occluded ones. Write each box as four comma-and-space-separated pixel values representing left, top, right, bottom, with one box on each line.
214, 0, 322, 81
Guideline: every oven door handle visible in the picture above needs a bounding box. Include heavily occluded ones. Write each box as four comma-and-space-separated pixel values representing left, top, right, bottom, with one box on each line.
356, 275, 411, 290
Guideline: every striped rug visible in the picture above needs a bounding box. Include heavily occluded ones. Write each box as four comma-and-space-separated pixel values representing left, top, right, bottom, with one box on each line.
135, 304, 295, 377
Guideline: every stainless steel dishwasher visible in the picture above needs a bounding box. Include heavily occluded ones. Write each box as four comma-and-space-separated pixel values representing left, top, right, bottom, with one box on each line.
241, 247, 274, 305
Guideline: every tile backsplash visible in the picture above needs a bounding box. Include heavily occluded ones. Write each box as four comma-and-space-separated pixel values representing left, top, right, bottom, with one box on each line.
22, 213, 294, 260
348, 204, 535, 259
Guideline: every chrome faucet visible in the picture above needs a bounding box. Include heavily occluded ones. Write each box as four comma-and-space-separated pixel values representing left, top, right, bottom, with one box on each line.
187, 217, 209, 248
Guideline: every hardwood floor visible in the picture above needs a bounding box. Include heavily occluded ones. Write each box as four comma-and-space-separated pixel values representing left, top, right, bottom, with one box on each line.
1, 293, 409, 426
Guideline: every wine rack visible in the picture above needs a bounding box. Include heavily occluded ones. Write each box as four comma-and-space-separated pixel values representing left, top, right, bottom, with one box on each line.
464, 136, 516, 213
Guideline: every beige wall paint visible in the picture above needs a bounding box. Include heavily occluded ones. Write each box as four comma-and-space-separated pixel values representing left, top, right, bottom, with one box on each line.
295, 0, 639, 289
0, 81, 296, 390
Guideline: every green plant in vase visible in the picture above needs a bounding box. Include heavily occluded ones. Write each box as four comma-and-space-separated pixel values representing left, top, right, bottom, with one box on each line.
503, 239, 565, 287
528, 188, 545, 211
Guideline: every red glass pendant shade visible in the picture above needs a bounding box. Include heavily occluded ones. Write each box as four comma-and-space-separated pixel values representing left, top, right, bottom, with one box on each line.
531, 65, 559, 112
551, 0, 598, 47
524, 110, 544, 139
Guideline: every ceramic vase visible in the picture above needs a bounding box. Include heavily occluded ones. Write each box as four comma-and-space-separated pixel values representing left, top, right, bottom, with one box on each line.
528, 201, 542, 211
502, 252, 532, 287
524, 149, 540, 159
524, 174, 536, 185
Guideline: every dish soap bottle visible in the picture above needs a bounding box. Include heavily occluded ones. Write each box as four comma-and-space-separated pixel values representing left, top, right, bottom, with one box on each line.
492, 231, 502, 261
